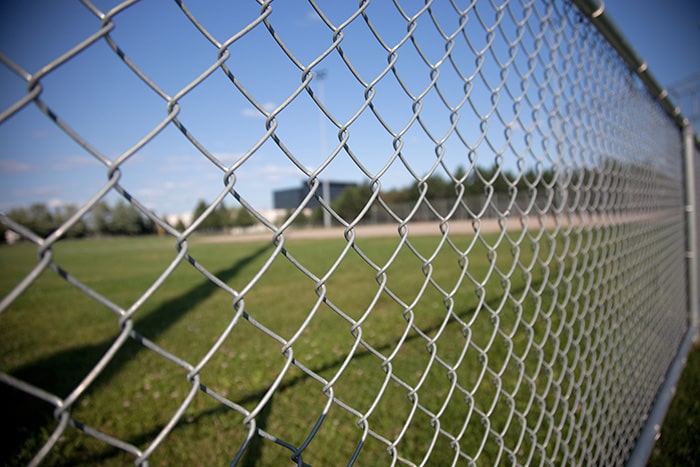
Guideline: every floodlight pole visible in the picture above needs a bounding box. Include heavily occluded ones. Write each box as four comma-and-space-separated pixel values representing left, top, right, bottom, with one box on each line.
317, 70, 331, 228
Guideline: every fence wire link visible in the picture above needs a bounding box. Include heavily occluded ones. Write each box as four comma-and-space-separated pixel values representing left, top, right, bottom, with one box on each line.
0, 0, 693, 465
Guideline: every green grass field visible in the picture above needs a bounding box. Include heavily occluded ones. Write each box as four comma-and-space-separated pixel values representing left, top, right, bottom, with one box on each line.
648, 342, 700, 467
0, 229, 685, 465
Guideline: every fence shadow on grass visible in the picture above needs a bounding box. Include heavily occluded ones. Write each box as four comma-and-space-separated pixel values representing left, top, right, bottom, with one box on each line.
0, 243, 272, 464
3, 237, 569, 465
69, 270, 552, 466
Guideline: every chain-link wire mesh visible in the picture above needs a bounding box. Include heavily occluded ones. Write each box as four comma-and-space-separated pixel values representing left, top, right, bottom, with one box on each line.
0, 0, 694, 465
669, 72, 700, 134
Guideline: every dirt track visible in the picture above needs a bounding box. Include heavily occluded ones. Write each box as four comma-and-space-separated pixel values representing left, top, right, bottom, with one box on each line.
195, 216, 565, 244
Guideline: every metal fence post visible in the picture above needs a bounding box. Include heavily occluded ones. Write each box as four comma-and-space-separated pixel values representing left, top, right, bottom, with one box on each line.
685, 123, 700, 343
626, 123, 700, 467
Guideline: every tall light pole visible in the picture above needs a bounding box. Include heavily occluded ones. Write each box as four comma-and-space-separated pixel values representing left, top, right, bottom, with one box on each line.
316, 69, 331, 228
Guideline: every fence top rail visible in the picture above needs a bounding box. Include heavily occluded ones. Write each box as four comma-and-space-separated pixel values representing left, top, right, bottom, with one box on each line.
572, 0, 694, 136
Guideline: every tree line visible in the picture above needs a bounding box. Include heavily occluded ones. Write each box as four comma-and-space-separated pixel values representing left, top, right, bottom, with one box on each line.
2, 164, 557, 241
323, 164, 556, 223
1, 198, 262, 243
189, 199, 258, 232
2, 200, 157, 241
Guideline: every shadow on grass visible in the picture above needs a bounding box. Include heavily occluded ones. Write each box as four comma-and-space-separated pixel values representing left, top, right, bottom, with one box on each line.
0, 244, 272, 464
68, 272, 550, 466
4, 237, 567, 466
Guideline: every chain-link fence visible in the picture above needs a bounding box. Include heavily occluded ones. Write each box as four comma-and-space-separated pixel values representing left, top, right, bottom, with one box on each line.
0, 0, 697, 465
669, 72, 700, 135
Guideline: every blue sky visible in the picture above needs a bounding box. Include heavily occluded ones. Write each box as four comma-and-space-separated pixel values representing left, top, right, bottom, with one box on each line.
1, 0, 699, 219
607, 0, 700, 91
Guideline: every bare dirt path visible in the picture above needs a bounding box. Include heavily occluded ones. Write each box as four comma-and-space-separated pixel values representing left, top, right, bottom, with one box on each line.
194, 217, 565, 244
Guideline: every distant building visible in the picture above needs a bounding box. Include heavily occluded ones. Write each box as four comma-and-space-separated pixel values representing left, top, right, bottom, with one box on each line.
4, 229, 20, 245
273, 180, 357, 210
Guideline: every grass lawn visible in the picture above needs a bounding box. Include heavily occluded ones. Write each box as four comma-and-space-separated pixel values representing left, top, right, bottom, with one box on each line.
648, 343, 700, 467
0, 227, 689, 466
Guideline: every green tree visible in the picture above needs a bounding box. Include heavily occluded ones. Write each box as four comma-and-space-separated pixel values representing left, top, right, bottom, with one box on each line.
283, 209, 310, 227
28, 203, 57, 237
454, 165, 467, 182
191, 200, 230, 232
111, 200, 147, 235
7, 204, 58, 237
90, 201, 113, 235
192, 200, 208, 228
232, 208, 256, 228
6, 207, 31, 232
295, 209, 310, 226
310, 206, 325, 225
381, 187, 411, 205
55, 204, 88, 238
332, 183, 372, 222
516, 166, 556, 191
406, 174, 454, 202
213, 204, 232, 230
465, 164, 516, 195
174, 218, 186, 232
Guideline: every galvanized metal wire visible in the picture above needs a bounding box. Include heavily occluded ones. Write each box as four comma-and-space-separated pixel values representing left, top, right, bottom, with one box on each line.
0, 0, 694, 465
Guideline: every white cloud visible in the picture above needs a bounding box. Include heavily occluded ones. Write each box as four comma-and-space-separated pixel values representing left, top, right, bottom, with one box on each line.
159, 154, 209, 173
306, 10, 322, 21
241, 102, 276, 119
31, 129, 49, 139
0, 155, 100, 174
213, 152, 245, 164
0, 159, 34, 173
241, 108, 262, 118
12, 185, 60, 197
134, 187, 167, 199
254, 164, 303, 182
50, 155, 101, 171
299, 9, 323, 26
47, 198, 65, 209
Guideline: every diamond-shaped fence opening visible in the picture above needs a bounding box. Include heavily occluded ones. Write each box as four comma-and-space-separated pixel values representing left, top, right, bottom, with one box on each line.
0, 0, 697, 465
